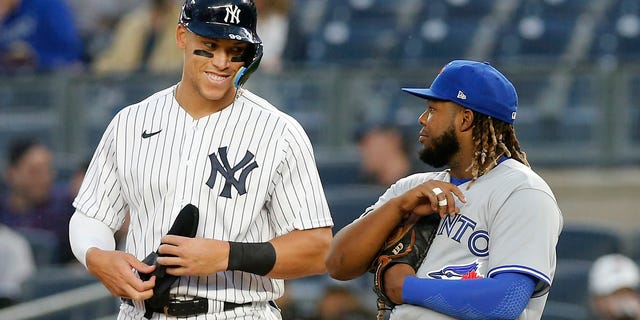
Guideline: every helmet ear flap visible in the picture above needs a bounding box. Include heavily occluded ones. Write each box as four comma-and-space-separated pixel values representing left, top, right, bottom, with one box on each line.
234, 44, 263, 88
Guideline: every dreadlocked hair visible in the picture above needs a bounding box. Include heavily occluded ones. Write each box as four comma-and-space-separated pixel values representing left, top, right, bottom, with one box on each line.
468, 111, 529, 186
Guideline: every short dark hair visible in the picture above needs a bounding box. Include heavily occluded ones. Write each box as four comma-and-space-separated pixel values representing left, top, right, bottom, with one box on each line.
7, 138, 42, 167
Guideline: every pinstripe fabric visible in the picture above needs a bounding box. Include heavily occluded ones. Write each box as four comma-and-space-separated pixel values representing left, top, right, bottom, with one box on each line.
74, 85, 332, 319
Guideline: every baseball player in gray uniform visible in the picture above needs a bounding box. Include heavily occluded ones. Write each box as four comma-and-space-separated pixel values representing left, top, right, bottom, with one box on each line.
326, 60, 563, 320
68, 0, 333, 319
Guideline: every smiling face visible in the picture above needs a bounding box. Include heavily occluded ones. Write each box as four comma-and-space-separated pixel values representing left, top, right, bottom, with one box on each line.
176, 24, 249, 113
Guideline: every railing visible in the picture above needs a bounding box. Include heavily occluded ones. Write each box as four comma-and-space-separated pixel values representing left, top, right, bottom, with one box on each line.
0, 282, 116, 320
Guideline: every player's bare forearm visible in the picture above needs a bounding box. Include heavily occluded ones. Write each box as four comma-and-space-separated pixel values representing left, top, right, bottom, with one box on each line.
158, 229, 331, 279
157, 236, 230, 276
383, 264, 415, 304
267, 227, 332, 279
85, 248, 156, 300
325, 197, 408, 280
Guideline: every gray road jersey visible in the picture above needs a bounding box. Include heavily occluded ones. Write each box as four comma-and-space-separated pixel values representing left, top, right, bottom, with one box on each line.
366, 159, 563, 320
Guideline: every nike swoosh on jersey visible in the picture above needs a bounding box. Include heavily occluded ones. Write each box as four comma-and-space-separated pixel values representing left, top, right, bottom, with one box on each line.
142, 130, 162, 138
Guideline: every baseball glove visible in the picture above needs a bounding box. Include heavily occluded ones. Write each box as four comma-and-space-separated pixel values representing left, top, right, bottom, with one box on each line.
369, 213, 441, 319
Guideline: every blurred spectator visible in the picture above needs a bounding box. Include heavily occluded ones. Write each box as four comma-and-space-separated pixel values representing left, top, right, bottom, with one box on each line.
67, 0, 141, 65
589, 254, 640, 320
313, 284, 373, 320
254, 0, 290, 73
254, 0, 308, 73
0, 0, 82, 74
0, 223, 35, 308
354, 124, 418, 187
0, 138, 75, 264
91, 0, 182, 75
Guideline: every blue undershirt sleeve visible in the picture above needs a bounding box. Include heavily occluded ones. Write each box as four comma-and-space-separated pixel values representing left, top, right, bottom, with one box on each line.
402, 272, 536, 320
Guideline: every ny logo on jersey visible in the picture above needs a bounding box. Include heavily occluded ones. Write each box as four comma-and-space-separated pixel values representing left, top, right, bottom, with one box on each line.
224, 5, 241, 24
206, 147, 258, 199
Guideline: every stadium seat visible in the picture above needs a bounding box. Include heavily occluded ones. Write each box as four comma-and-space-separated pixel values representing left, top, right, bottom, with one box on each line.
491, 0, 584, 64
542, 300, 590, 320
0, 77, 58, 168
629, 228, 640, 262
317, 160, 362, 186
16, 227, 60, 267
397, 19, 476, 67
324, 184, 386, 233
306, 0, 405, 66
397, 0, 491, 66
556, 224, 624, 262
592, 0, 640, 62
629, 76, 640, 143
556, 75, 601, 143
631, 103, 640, 144
311, 21, 399, 65
20, 266, 98, 301
547, 259, 592, 306
537, 0, 590, 15
247, 71, 335, 145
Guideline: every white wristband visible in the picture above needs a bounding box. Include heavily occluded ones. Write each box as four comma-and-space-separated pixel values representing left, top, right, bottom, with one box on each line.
69, 211, 115, 268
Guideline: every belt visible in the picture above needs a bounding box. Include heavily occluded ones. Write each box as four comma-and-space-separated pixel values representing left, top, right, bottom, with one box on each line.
123, 297, 250, 317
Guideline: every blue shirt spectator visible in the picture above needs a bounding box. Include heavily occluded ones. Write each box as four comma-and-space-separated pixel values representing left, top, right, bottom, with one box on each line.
0, 0, 82, 73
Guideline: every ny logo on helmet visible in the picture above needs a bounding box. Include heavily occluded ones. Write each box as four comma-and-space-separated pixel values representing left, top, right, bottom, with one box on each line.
224, 5, 241, 24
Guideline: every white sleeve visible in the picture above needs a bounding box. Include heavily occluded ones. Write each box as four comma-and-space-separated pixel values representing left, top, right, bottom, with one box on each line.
69, 211, 116, 268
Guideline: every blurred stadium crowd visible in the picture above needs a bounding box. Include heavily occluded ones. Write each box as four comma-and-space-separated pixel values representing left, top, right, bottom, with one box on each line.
1, 0, 640, 319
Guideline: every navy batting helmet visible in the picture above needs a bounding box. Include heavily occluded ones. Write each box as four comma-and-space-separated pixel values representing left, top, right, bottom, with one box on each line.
180, 0, 263, 87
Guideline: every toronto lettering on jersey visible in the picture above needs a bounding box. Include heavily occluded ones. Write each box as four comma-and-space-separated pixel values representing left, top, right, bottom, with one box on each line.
206, 146, 258, 198
437, 214, 489, 257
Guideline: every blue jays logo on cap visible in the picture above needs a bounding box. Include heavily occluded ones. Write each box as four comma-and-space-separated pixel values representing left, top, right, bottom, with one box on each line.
402, 60, 518, 124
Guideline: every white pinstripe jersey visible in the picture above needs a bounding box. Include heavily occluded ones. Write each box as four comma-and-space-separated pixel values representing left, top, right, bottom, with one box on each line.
364, 159, 563, 320
73, 85, 333, 309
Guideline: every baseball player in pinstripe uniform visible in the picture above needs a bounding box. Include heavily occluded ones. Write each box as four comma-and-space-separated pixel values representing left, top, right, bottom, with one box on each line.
68, 0, 333, 319
326, 60, 563, 320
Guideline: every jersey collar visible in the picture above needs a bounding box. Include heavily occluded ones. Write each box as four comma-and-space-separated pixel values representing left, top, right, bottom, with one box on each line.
448, 156, 510, 186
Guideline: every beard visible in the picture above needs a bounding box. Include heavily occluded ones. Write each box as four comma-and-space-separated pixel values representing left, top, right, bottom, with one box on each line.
418, 126, 460, 168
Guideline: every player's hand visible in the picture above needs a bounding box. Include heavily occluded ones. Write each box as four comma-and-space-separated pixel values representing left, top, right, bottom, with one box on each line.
394, 180, 466, 218
85, 248, 156, 301
383, 263, 415, 305
156, 235, 229, 276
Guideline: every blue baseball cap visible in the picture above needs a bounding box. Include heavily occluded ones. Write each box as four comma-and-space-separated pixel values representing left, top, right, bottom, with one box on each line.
402, 60, 518, 124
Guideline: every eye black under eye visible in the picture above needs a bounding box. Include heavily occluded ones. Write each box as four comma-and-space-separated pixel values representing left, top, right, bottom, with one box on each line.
193, 49, 213, 58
